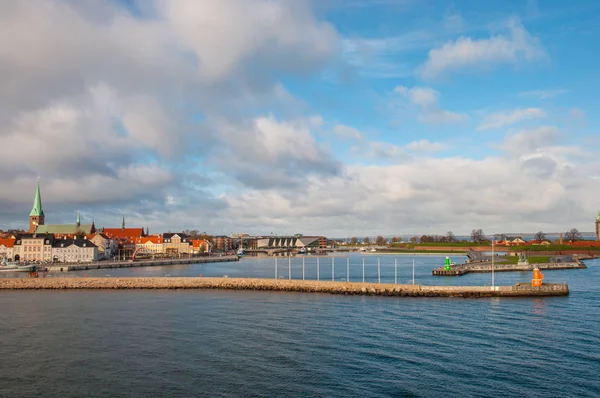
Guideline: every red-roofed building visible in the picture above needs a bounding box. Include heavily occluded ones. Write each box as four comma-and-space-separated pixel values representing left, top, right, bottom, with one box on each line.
134, 235, 165, 254
191, 239, 211, 254
101, 216, 145, 240
0, 238, 15, 260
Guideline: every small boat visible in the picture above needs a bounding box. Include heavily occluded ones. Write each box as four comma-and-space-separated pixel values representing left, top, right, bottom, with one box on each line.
370, 248, 377, 252
298, 247, 306, 254
236, 248, 245, 258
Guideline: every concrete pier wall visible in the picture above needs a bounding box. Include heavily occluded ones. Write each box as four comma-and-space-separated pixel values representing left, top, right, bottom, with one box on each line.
0, 277, 569, 297
433, 260, 586, 276
45, 255, 239, 272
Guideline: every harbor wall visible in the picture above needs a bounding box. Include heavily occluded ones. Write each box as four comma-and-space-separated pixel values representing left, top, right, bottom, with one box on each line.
45, 255, 239, 272
0, 277, 568, 297
433, 260, 586, 276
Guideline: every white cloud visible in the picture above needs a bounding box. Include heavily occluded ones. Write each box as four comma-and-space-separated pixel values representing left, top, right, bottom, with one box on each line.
332, 124, 363, 140
419, 19, 545, 80
0, 0, 342, 229
518, 89, 567, 99
570, 108, 586, 120
477, 108, 546, 131
394, 86, 469, 125
405, 139, 448, 152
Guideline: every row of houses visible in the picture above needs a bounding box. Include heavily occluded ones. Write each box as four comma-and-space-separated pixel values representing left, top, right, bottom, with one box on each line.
0, 235, 98, 263
0, 230, 211, 263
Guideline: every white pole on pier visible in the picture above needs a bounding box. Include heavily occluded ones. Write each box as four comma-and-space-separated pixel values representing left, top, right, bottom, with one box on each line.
289, 256, 291, 280
317, 257, 320, 281
412, 259, 415, 285
275, 257, 278, 279
347, 257, 350, 282
394, 258, 397, 284
332, 257, 335, 281
302, 257, 305, 280
377, 258, 381, 283
362, 257, 365, 283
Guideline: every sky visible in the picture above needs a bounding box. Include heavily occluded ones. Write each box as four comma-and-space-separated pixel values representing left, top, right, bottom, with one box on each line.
1, 0, 600, 237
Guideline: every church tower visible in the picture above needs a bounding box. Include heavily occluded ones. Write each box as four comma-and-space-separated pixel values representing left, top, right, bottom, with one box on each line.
596, 210, 600, 241
29, 180, 45, 233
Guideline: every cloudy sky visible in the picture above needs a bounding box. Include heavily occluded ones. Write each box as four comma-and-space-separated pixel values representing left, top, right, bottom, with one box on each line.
1, 0, 599, 237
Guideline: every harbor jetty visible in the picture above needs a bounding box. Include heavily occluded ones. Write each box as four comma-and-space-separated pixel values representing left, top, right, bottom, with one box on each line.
0, 277, 569, 297
432, 259, 586, 276
44, 255, 239, 272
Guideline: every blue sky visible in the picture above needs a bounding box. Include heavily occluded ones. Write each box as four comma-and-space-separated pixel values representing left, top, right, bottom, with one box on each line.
1, 0, 599, 237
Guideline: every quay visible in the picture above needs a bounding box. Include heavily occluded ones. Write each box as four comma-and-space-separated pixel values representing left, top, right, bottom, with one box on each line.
432, 260, 586, 276
0, 277, 569, 297
44, 255, 239, 272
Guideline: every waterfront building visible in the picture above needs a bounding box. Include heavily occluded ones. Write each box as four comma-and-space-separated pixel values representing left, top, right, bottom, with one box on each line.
134, 235, 165, 255
0, 238, 15, 260
162, 233, 192, 255
192, 239, 211, 254
89, 233, 118, 260
13, 234, 55, 262
254, 235, 327, 249
51, 238, 98, 263
214, 235, 233, 252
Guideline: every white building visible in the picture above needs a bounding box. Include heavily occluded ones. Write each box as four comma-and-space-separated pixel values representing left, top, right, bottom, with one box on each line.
13, 234, 54, 263
52, 238, 98, 263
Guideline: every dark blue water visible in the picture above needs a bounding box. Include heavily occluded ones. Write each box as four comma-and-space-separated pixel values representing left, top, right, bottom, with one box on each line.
1, 257, 599, 397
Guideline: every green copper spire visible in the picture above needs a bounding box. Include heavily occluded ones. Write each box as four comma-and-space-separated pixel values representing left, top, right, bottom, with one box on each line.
122, 215, 125, 230
29, 179, 44, 217
76, 210, 81, 226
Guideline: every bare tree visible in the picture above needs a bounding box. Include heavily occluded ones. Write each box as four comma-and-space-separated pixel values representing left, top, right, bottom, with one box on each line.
74, 229, 86, 239
409, 236, 418, 243
446, 231, 456, 243
533, 231, 546, 241
363, 237, 371, 244
375, 235, 386, 245
564, 228, 582, 242
350, 237, 358, 245
470, 229, 486, 243
391, 236, 402, 244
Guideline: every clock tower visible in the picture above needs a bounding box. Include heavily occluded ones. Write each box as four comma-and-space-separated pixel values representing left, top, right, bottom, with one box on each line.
29, 179, 45, 233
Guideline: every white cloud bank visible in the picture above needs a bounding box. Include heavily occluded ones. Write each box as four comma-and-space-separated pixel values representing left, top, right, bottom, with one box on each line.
477, 108, 546, 131
419, 19, 545, 80
394, 86, 469, 124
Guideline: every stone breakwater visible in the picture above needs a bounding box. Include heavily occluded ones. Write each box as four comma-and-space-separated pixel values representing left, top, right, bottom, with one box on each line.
0, 277, 568, 297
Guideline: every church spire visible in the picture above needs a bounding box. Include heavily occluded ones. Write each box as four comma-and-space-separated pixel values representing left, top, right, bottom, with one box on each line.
122, 215, 125, 230
76, 210, 81, 227
30, 178, 44, 217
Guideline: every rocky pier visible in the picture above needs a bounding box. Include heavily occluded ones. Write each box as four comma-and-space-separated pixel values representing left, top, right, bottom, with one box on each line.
0, 277, 569, 297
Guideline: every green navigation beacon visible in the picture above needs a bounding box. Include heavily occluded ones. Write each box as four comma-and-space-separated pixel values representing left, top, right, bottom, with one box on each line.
444, 256, 452, 271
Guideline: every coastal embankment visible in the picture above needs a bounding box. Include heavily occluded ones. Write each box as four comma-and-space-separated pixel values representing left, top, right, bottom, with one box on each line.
0, 277, 568, 297
432, 260, 586, 276
45, 255, 239, 272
